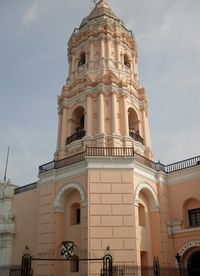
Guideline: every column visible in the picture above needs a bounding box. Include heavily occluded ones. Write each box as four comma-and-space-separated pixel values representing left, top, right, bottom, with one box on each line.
111, 92, 118, 134
89, 41, 94, 68
60, 107, 68, 147
123, 95, 129, 136
107, 38, 110, 59
86, 95, 92, 136
98, 93, 105, 134
56, 109, 62, 151
71, 55, 75, 72
142, 108, 150, 147
101, 38, 105, 57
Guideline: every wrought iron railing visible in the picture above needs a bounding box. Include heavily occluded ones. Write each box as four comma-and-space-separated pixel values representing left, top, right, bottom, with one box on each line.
113, 265, 188, 276
14, 182, 37, 195
38, 147, 200, 175
39, 151, 86, 174
129, 132, 144, 144
164, 155, 200, 173
66, 130, 86, 145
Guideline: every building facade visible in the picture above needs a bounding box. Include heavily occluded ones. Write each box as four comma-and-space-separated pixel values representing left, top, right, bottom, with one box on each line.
0, 180, 16, 275
2, 1, 200, 275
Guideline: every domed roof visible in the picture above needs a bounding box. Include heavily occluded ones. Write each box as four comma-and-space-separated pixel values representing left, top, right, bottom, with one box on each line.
80, 0, 121, 28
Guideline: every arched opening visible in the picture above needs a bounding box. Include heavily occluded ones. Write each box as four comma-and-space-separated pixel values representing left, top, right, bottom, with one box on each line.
187, 250, 200, 276
67, 106, 85, 145
135, 183, 160, 266
54, 183, 86, 275
182, 198, 200, 228
78, 52, 86, 67
124, 54, 131, 68
128, 108, 143, 144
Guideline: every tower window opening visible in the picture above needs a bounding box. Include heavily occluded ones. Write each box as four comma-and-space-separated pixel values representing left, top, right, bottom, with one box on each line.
124, 54, 131, 68
128, 108, 143, 144
66, 106, 85, 145
188, 208, 200, 227
78, 52, 86, 67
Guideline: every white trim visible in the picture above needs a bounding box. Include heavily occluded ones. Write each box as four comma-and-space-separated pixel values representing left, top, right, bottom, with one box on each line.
172, 226, 200, 235
178, 240, 200, 256
134, 183, 160, 211
54, 183, 87, 213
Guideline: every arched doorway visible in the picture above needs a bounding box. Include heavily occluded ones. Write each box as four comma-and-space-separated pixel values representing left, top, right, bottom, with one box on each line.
188, 251, 200, 276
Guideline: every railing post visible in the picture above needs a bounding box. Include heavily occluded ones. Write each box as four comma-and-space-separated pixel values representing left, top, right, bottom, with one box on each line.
21, 254, 32, 276
153, 256, 160, 276
102, 254, 113, 276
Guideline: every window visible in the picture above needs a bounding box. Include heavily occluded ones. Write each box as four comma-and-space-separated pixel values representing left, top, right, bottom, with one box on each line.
188, 208, 200, 227
76, 208, 80, 224
70, 203, 81, 225
78, 52, 86, 67
124, 54, 131, 68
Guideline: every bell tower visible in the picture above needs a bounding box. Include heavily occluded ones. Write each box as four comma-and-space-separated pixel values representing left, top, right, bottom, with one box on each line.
55, 0, 152, 160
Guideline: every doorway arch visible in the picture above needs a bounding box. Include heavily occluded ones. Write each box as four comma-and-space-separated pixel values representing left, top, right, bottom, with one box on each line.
187, 250, 200, 276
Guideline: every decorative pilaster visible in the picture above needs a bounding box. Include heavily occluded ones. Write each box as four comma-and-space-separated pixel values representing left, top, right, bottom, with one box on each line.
111, 92, 118, 134
123, 95, 129, 136
86, 95, 92, 136
98, 93, 105, 134
60, 107, 68, 149
142, 108, 151, 148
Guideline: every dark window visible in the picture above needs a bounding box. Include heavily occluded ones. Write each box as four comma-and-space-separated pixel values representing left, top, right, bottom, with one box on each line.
76, 208, 80, 224
188, 208, 200, 227
70, 203, 81, 225
124, 54, 131, 68
78, 52, 86, 67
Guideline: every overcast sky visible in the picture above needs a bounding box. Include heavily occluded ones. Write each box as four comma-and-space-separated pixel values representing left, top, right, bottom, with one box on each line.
0, 0, 200, 186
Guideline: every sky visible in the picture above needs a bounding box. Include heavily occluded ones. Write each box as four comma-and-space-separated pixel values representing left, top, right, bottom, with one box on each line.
0, 0, 200, 186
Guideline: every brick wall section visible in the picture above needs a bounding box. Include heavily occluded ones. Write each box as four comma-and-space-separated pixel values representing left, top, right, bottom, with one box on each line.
88, 168, 137, 265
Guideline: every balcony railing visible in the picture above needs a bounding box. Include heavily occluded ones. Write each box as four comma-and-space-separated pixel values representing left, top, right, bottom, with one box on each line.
129, 131, 144, 144
164, 155, 200, 173
39, 147, 200, 175
14, 182, 37, 195
66, 129, 86, 145
86, 147, 134, 157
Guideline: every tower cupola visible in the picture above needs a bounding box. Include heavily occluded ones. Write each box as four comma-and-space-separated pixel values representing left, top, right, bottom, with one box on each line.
55, 0, 152, 160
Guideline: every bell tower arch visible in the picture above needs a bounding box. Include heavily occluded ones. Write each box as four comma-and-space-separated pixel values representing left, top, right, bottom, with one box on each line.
55, 0, 152, 160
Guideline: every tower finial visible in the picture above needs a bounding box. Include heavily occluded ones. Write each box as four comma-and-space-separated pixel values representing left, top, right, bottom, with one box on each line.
93, 0, 108, 5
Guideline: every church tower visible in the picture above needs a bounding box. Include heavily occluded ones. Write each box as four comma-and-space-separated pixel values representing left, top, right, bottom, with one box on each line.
9, 1, 200, 275
55, 0, 152, 160
34, 1, 171, 275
